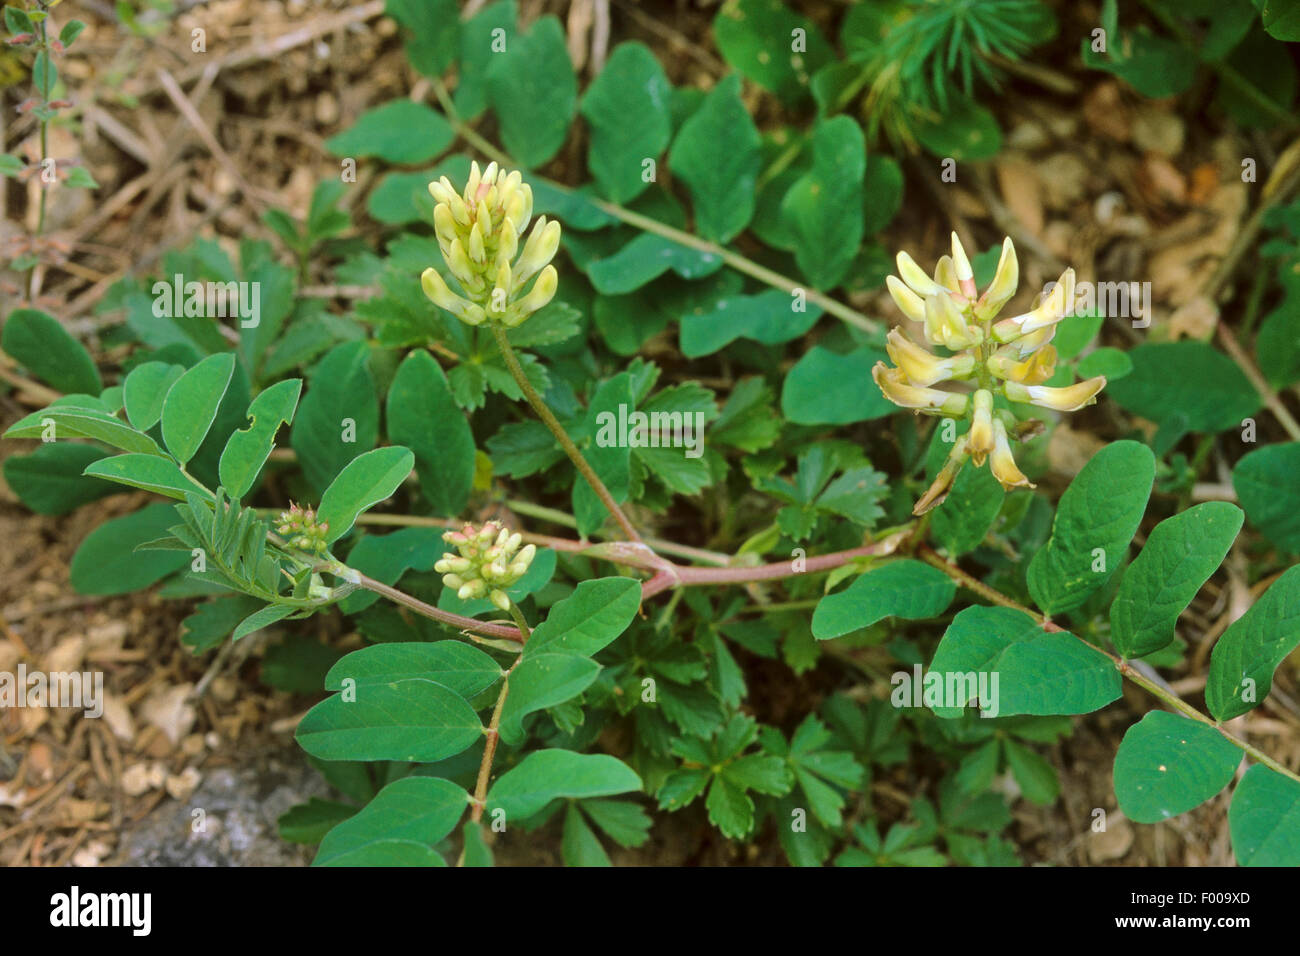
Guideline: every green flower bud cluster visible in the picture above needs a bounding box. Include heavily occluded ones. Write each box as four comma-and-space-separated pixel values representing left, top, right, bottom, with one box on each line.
275, 502, 330, 554
420, 161, 562, 329
434, 520, 537, 611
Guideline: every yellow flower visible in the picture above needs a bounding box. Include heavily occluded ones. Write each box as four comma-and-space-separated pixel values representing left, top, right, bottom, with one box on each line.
1004, 376, 1107, 412
990, 419, 1034, 491
876, 235, 1107, 515
885, 328, 975, 386
872, 364, 969, 416
422, 161, 560, 328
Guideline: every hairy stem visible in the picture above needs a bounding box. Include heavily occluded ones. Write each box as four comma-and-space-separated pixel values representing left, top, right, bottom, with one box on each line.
490, 322, 644, 543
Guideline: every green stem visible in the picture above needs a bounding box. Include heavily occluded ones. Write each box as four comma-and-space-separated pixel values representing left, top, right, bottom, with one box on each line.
489, 322, 644, 544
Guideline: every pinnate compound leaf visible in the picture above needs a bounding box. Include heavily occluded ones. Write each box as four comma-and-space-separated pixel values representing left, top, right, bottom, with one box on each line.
1113, 711, 1241, 823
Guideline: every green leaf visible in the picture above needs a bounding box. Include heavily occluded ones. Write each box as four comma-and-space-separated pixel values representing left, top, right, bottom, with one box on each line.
812, 560, 955, 641
679, 289, 822, 357
1027, 440, 1155, 616
667, 74, 761, 242
1, 308, 101, 394
278, 798, 356, 845
1003, 739, 1059, 806
1081, 26, 1196, 99
929, 463, 1004, 558
914, 92, 1002, 161
1110, 502, 1243, 658
928, 606, 1122, 718
4, 5, 34, 35
324, 100, 454, 164
485, 15, 576, 167
83, 453, 203, 501
580, 42, 672, 203
1258, 0, 1300, 41
123, 361, 185, 431
233, 604, 299, 641
526, 577, 642, 657
586, 232, 723, 295
498, 653, 601, 746
323, 642, 502, 700
783, 346, 894, 424
1113, 711, 1241, 823
161, 352, 237, 464
385, 0, 459, 78
1232, 442, 1300, 553
562, 804, 611, 866
307, 840, 444, 866
314, 777, 468, 866
181, 595, 265, 652
486, 750, 641, 820
453, 0, 516, 119
317, 446, 414, 545
386, 350, 473, 517
1229, 764, 1300, 866
3, 444, 117, 515
1106, 342, 1260, 433
290, 341, 379, 494
1206, 564, 1300, 721
1077, 346, 1132, 381
713, 0, 834, 105
4, 406, 162, 456
574, 373, 632, 537
219, 379, 302, 499
296, 678, 482, 762
780, 116, 865, 290
58, 19, 86, 48
69, 504, 190, 595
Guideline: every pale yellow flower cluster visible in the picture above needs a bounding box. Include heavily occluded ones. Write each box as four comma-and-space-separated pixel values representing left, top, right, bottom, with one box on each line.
873, 234, 1107, 514
434, 520, 537, 611
420, 161, 561, 328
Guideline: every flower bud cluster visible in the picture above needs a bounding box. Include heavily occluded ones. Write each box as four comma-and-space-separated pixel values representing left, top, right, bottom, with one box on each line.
275, 502, 330, 553
434, 520, 537, 611
873, 234, 1108, 514
420, 161, 561, 329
